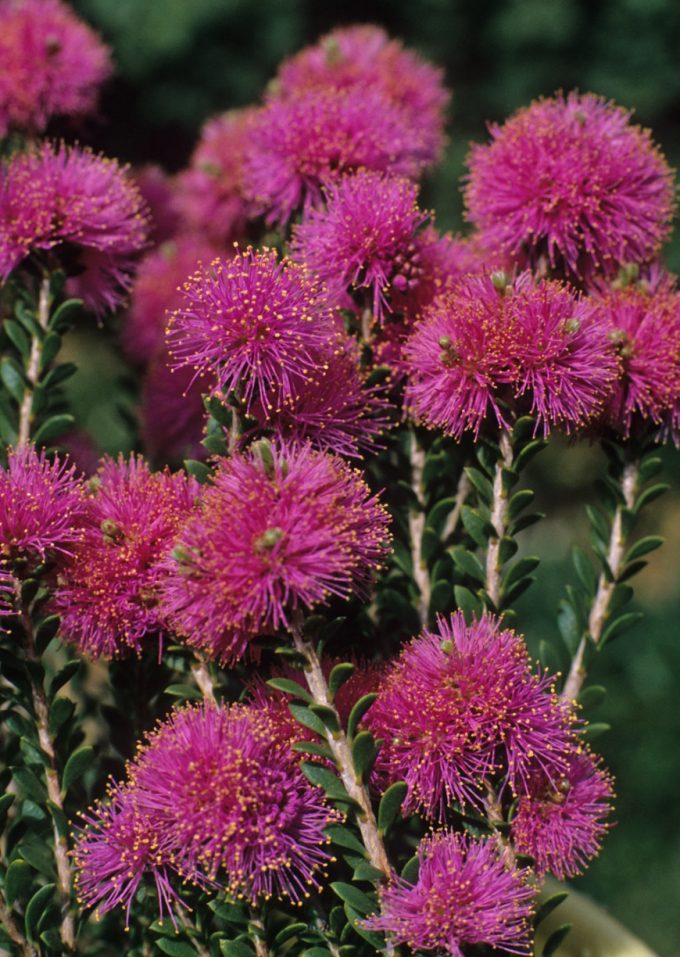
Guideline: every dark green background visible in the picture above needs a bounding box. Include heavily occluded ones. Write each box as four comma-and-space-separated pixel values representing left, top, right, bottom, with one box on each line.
66, 2, 680, 952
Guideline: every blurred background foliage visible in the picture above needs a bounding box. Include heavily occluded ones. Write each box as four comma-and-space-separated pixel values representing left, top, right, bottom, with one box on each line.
64, 1, 680, 952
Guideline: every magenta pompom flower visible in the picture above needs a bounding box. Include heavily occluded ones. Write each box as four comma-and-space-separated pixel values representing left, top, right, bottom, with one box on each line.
583, 281, 680, 436
367, 612, 571, 817
243, 87, 428, 226
0, 445, 85, 568
465, 92, 674, 282
133, 164, 180, 246
0, 0, 111, 137
291, 170, 428, 320
54, 456, 199, 658
73, 783, 185, 928
161, 441, 392, 663
140, 356, 209, 465
364, 830, 534, 956
511, 750, 614, 879
275, 25, 449, 167
174, 110, 255, 243
130, 702, 339, 901
166, 246, 338, 413
0, 142, 149, 314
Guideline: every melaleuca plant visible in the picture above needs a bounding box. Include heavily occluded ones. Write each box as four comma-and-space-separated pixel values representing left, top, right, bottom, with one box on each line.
0, 8, 677, 957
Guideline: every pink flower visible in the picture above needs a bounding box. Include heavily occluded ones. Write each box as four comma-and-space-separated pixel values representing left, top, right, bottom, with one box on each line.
54, 455, 199, 658
0, 142, 149, 314
275, 25, 449, 167
174, 110, 255, 243
133, 164, 180, 246
73, 783, 186, 928
129, 702, 339, 901
0, 0, 111, 136
364, 830, 534, 957
464, 92, 674, 283
243, 87, 429, 226
366, 613, 572, 818
582, 281, 680, 436
166, 246, 338, 413
511, 750, 614, 879
161, 441, 392, 664
291, 170, 428, 320
140, 355, 209, 465
0, 445, 85, 567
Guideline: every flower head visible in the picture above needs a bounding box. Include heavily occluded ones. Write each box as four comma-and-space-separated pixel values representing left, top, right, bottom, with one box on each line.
0, 142, 149, 314
364, 830, 534, 957
275, 25, 449, 167
0, 0, 111, 136
140, 355, 209, 465
133, 164, 180, 245
73, 783, 185, 928
174, 110, 255, 243
243, 87, 428, 226
130, 702, 339, 901
464, 92, 674, 282
54, 455, 199, 658
291, 170, 428, 320
0, 445, 85, 568
366, 613, 572, 817
511, 750, 614, 879
161, 441, 392, 664
166, 246, 338, 412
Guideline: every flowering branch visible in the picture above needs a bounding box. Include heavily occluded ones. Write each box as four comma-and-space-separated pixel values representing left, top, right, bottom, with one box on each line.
408, 434, 430, 625
442, 469, 471, 543
484, 429, 514, 609
17, 274, 51, 447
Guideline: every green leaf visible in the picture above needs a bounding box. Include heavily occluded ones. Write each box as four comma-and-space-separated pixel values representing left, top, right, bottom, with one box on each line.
624, 535, 664, 563
377, 781, 407, 835
429, 579, 452, 615
352, 861, 384, 882
571, 546, 597, 595
534, 891, 568, 928
220, 940, 256, 957
343, 905, 384, 947
289, 703, 326, 737
557, 598, 581, 653
48, 660, 82, 698
324, 824, 366, 856
18, 838, 55, 878
579, 684, 607, 710
634, 483, 669, 514
49, 298, 82, 332
40, 928, 63, 950
585, 505, 610, 544
464, 466, 493, 503
460, 506, 492, 548
48, 697, 75, 737
426, 496, 459, 535
448, 546, 485, 583
347, 693, 378, 739
454, 585, 483, 621
502, 575, 535, 607
351, 731, 378, 783
328, 663, 355, 701
331, 883, 376, 916
4, 319, 30, 358
183, 458, 211, 483
5, 859, 34, 906
601, 611, 644, 646
157, 940, 198, 957
514, 438, 546, 472
400, 855, 419, 883
13, 767, 47, 803
420, 527, 440, 565
36, 614, 60, 646
302, 948, 332, 957
24, 883, 55, 942
39, 332, 61, 370
267, 677, 311, 703
390, 540, 413, 577
62, 745, 94, 793
291, 741, 334, 761
509, 510, 544, 534
273, 923, 308, 947
40, 361, 77, 391
0, 793, 14, 825
0, 356, 26, 403
301, 763, 354, 805
47, 800, 69, 840
32, 413, 74, 446
583, 722, 611, 739
164, 683, 203, 701
508, 488, 534, 520
541, 923, 572, 957
503, 556, 540, 589
309, 704, 341, 734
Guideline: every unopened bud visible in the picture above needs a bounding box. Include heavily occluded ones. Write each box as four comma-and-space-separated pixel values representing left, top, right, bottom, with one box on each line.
100, 519, 122, 543
440, 639, 454, 654
252, 438, 276, 479
563, 318, 581, 334
438, 336, 452, 349
255, 527, 284, 551
491, 270, 508, 295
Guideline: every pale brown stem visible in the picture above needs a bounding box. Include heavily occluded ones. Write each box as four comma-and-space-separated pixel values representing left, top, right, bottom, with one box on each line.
249, 911, 270, 957
289, 621, 392, 880
190, 658, 216, 704
17, 275, 51, 447
442, 470, 472, 543
0, 890, 37, 957
485, 430, 513, 609
561, 459, 639, 704
360, 307, 374, 344
408, 435, 430, 626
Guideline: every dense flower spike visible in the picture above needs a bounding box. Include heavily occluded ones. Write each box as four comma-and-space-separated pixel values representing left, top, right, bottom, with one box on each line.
243, 87, 428, 225
73, 784, 185, 927
465, 92, 674, 282
174, 110, 255, 243
130, 702, 339, 901
511, 750, 614, 879
291, 170, 428, 320
583, 280, 680, 436
161, 441, 391, 663
166, 246, 338, 412
364, 830, 534, 956
0, 0, 111, 136
0, 142, 149, 313
54, 456, 199, 658
0, 445, 85, 567
367, 613, 571, 817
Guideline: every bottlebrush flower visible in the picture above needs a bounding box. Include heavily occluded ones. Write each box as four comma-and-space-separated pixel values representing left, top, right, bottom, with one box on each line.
0, 0, 111, 136
582, 281, 680, 436
253, 336, 392, 458
0, 142, 149, 314
133, 164, 180, 246
54, 455, 199, 658
166, 246, 338, 413
161, 441, 392, 664
364, 830, 534, 956
243, 87, 428, 226
291, 170, 429, 320
511, 750, 614, 879
73, 783, 185, 927
140, 356, 209, 465
0, 445, 85, 567
464, 92, 674, 282
123, 236, 223, 367
274, 25, 449, 167
366, 613, 572, 818
129, 702, 340, 901
174, 110, 255, 243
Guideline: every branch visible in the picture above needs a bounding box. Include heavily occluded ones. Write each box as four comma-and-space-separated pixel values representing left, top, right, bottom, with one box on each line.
0, 889, 37, 957
408, 434, 430, 626
190, 657, 216, 704
442, 469, 471, 543
484, 430, 514, 609
17, 275, 51, 447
